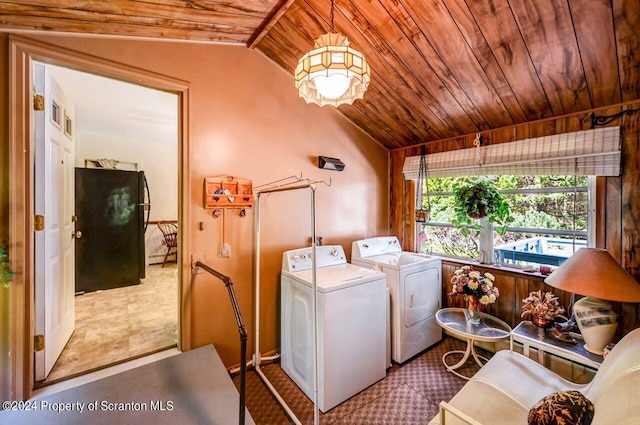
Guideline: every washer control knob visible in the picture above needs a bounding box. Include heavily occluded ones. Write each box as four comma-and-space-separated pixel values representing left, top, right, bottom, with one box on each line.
330, 248, 338, 257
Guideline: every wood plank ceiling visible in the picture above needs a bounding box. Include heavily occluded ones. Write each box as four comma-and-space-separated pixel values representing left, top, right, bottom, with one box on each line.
1, 0, 638, 150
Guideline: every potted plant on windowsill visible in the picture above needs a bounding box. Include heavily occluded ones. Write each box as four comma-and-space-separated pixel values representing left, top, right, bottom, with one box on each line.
451, 177, 513, 236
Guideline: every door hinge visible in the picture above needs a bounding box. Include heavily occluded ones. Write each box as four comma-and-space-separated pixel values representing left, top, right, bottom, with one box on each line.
34, 214, 45, 231
34, 334, 45, 352
33, 94, 45, 111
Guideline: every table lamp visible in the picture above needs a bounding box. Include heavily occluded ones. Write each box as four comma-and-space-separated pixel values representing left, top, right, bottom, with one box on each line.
544, 248, 640, 355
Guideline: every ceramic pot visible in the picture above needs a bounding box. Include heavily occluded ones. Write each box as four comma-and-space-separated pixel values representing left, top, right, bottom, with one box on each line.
467, 205, 487, 219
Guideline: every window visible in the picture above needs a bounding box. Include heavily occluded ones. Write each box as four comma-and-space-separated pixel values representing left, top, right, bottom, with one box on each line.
416, 175, 593, 269
404, 127, 619, 270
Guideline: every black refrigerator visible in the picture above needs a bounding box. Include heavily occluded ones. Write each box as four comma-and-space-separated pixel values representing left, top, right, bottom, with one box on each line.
75, 168, 147, 293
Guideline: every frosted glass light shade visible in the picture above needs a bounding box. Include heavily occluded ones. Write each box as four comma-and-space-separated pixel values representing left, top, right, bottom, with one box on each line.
295, 32, 370, 107
314, 73, 350, 99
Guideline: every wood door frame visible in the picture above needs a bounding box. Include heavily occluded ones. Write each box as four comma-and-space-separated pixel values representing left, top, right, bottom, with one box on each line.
7, 34, 192, 400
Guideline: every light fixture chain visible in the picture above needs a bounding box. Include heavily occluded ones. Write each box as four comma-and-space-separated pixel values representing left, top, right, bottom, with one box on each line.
330, 0, 335, 32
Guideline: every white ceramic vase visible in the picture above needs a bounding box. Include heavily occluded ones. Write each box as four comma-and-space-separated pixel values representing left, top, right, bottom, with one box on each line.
574, 296, 617, 355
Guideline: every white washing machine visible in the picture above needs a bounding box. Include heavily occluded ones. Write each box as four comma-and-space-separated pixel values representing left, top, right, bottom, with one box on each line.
280, 245, 387, 412
352, 236, 442, 364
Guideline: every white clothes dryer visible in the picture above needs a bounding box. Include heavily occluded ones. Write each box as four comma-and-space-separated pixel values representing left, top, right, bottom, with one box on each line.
280, 245, 387, 412
352, 236, 442, 364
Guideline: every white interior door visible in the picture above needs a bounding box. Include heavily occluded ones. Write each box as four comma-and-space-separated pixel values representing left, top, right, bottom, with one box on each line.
34, 63, 76, 380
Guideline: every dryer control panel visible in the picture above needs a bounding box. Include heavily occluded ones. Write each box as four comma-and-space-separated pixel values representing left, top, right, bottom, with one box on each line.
282, 245, 347, 272
352, 236, 401, 259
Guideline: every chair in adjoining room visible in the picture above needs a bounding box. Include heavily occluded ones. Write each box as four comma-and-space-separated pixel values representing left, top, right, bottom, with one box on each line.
157, 221, 178, 267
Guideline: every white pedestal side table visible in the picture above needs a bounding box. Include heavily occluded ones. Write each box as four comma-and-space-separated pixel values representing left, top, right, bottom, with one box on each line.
435, 308, 512, 380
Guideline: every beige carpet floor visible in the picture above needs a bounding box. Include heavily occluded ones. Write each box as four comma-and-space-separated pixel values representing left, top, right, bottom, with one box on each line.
235, 337, 489, 425
41, 264, 178, 385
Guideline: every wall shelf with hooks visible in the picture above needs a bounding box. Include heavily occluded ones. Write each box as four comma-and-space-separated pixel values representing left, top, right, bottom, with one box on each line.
203, 175, 254, 209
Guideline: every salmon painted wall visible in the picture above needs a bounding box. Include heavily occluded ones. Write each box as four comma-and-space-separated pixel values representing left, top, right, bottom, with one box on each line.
0, 33, 389, 368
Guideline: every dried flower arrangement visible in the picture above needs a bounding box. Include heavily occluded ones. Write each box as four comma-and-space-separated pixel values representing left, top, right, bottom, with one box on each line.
521, 290, 566, 322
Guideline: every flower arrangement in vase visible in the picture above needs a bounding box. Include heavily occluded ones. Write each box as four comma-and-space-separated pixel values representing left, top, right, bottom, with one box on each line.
521, 290, 566, 328
450, 265, 499, 324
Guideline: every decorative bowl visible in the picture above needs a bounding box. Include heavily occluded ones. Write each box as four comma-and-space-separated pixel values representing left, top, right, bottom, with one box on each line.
531, 314, 553, 329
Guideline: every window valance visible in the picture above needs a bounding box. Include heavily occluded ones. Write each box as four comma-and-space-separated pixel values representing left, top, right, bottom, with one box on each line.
403, 127, 621, 179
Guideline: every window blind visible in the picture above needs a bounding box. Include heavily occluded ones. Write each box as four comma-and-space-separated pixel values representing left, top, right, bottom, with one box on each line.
403, 127, 621, 179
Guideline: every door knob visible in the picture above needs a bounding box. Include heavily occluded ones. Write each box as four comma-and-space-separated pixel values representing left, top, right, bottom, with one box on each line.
73, 230, 83, 239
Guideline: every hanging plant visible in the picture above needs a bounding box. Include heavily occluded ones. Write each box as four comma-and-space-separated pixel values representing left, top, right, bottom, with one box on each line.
451, 177, 513, 236
415, 147, 431, 223
1, 245, 16, 289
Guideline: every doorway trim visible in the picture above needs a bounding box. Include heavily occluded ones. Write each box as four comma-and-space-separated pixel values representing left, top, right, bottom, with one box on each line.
7, 34, 192, 400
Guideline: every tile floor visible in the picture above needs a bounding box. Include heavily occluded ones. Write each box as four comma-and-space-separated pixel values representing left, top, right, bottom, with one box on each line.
40, 264, 178, 385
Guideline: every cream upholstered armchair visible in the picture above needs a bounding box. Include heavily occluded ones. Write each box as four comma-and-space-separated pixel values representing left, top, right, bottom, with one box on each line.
429, 327, 640, 425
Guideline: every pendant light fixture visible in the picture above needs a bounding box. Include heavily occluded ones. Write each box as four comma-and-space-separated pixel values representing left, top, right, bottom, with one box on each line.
294, 0, 370, 107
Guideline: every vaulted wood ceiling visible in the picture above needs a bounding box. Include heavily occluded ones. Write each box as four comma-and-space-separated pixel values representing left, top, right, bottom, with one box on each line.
1, 0, 638, 150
